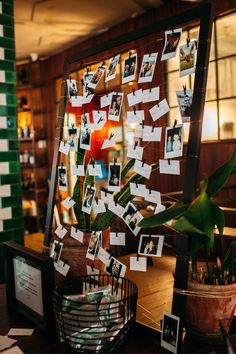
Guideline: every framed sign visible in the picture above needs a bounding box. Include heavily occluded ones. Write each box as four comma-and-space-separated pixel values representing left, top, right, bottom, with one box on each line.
3, 241, 54, 331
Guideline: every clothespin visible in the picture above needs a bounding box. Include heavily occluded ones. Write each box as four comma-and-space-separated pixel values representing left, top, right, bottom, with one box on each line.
64, 139, 67, 146
157, 101, 160, 107
92, 158, 95, 168
59, 194, 62, 202
129, 51, 132, 58
102, 60, 105, 67
152, 123, 155, 132
194, 40, 198, 50
61, 224, 64, 230
95, 197, 99, 205
69, 76, 72, 82
171, 27, 175, 35
109, 132, 114, 140
168, 159, 171, 165
133, 106, 136, 115
71, 123, 74, 128
91, 263, 94, 272
132, 87, 135, 96
116, 232, 118, 237
97, 116, 103, 124
69, 197, 73, 201
186, 38, 190, 47
173, 119, 177, 128
61, 161, 64, 167
114, 157, 117, 165
149, 52, 152, 57
149, 85, 152, 93
142, 121, 145, 129
149, 188, 152, 194
91, 181, 94, 187
136, 253, 139, 262
183, 84, 187, 96
86, 67, 90, 74
134, 141, 138, 150
142, 159, 146, 167
136, 181, 138, 188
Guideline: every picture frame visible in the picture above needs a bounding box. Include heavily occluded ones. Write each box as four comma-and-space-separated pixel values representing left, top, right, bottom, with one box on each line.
161, 312, 180, 353
138, 234, 164, 257
3, 241, 54, 331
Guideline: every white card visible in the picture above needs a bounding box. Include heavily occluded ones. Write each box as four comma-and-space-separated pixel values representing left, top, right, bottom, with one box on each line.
88, 164, 102, 177
0, 93, 6, 105
101, 134, 116, 149
55, 224, 68, 239
0, 139, 8, 151
0, 48, 4, 60
0, 3, 2, 14
145, 189, 161, 204
54, 260, 70, 276
100, 190, 113, 205
0, 207, 12, 220
0, 116, 7, 128
134, 124, 144, 138
154, 204, 166, 214
100, 92, 113, 108
71, 226, 83, 243
0, 25, 2, 37
0, 346, 24, 354
108, 200, 124, 217
97, 247, 111, 265
127, 144, 143, 160
71, 95, 83, 107
0, 162, 9, 174
72, 164, 85, 176
149, 98, 170, 122
142, 87, 160, 103
0, 184, 11, 197
0, 70, 5, 83
82, 93, 94, 104
86, 264, 100, 275
59, 141, 70, 155
92, 199, 106, 214
127, 89, 143, 107
110, 232, 126, 246
8, 328, 34, 336
62, 197, 76, 210
130, 182, 147, 198
142, 126, 162, 142
134, 160, 152, 179
0, 220, 3, 232
138, 53, 158, 83
159, 159, 180, 175
127, 110, 144, 124
92, 110, 107, 130
130, 257, 147, 272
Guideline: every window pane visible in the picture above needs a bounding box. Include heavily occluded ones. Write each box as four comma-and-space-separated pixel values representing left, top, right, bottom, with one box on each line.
190, 24, 215, 61
206, 61, 216, 101
167, 71, 190, 107
218, 57, 236, 98
216, 13, 236, 58
202, 101, 218, 141
219, 98, 236, 139
166, 31, 188, 72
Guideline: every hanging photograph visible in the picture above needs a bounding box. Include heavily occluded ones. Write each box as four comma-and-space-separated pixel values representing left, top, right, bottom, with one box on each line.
108, 92, 123, 121
121, 201, 143, 236
81, 112, 90, 127
87, 64, 106, 90
138, 53, 158, 83
105, 256, 126, 279
108, 162, 121, 192
83, 71, 94, 97
58, 165, 67, 191
122, 53, 137, 84
179, 40, 196, 77
80, 125, 91, 150
164, 124, 183, 159
176, 89, 193, 122
50, 240, 63, 264
138, 234, 164, 257
105, 54, 120, 82
67, 125, 78, 151
86, 230, 102, 260
161, 312, 180, 354
161, 28, 182, 61
66, 79, 78, 98
81, 185, 96, 214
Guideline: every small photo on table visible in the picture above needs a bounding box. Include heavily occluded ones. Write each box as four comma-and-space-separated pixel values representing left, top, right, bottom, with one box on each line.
86, 231, 102, 261
108, 162, 121, 192
161, 312, 180, 354
161, 29, 182, 61
164, 124, 183, 160
82, 185, 96, 214
176, 89, 193, 123
67, 79, 78, 98
58, 165, 67, 191
179, 40, 196, 77
105, 256, 126, 279
138, 53, 158, 83
87, 65, 106, 90
122, 53, 137, 84
138, 234, 164, 257
105, 54, 120, 82
108, 92, 123, 121
80, 125, 91, 150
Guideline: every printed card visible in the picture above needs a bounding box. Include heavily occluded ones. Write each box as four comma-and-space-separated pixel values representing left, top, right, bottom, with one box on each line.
108, 92, 123, 122
138, 53, 158, 83
134, 160, 152, 179
159, 159, 180, 175
154, 204, 166, 214
54, 224, 68, 239
130, 257, 147, 272
82, 92, 94, 104
127, 89, 143, 107
142, 86, 160, 103
105, 54, 120, 82
71, 227, 83, 243
145, 189, 161, 204
134, 124, 144, 138
108, 199, 124, 217
92, 110, 107, 130
86, 264, 100, 275
130, 182, 147, 198
127, 110, 144, 124
127, 144, 144, 160
101, 134, 116, 149
59, 141, 70, 155
149, 99, 170, 121
62, 197, 76, 210
72, 164, 85, 176
100, 92, 113, 108
161, 28, 182, 61
0, 116, 7, 128
0, 162, 9, 174
142, 126, 162, 141
0, 337, 18, 352
54, 260, 70, 277
110, 232, 126, 246
88, 164, 102, 177
92, 199, 106, 214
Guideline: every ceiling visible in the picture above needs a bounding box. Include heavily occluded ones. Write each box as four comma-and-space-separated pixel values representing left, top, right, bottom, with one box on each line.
14, 0, 166, 62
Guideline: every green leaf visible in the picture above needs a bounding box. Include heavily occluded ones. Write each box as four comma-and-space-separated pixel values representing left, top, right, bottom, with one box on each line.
73, 178, 85, 229
121, 158, 135, 179
210, 201, 224, 237
222, 241, 236, 275
172, 216, 205, 234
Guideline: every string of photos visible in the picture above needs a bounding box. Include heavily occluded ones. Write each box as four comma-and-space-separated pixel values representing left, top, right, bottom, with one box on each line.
50, 26, 198, 278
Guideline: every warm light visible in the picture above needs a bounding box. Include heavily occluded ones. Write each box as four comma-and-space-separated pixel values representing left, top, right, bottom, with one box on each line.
201, 104, 218, 140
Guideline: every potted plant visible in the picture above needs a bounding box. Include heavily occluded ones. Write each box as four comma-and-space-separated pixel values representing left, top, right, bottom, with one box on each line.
139, 146, 236, 341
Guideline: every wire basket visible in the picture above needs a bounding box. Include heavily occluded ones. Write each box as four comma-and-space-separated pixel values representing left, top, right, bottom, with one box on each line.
53, 274, 138, 353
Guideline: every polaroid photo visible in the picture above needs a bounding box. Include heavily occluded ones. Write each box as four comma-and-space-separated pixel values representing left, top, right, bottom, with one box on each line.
105, 54, 120, 82
50, 240, 63, 264
179, 40, 196, 77
81, 112, 90, 127
108, 162, 121, 192
58, 165, 67, 191
87, 64, 106, 90
138, 53, 158, 83
108, 92, 124, 121
86, 230, 102, 261
161, 28, 182, 61
138, 234, 164, 257
176, 89, 193, 123
67, 79, 78, 99
161, 312, 180, 354
122, 201, 143, 236
122, 53, 137, 84
164, 124, 183, 159
105, 256, 126, 280
82, 185, 96, 214
80, 125, 91, 150
83, 71, 94, 97
67, 126, 78, 151
92, 110, 107, 130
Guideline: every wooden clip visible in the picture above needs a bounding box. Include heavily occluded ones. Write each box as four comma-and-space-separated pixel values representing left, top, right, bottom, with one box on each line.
171, 27, 175, 35
136, 253, 139, 261
186, 38, 190, 47
142, 159, 146, 167
129, 51, 132, 58
157, 101, 160, 107
61, 224, 64, 230
134, 141, 138, 150
109, 132, 114, 140
149, 188, 152, 194
183, 84, 187, 96
136, 181, 138, 188
114, 157, 117, 165
142, 121, 145, 129
132, 87, 135, 96
133, 106, 136, 115
102, 60, 105, 67
86, 67, 90, 74
194, 40, 198, 50
152, 123, 155, 132
168, 159, 171, 165
95, 197, 99, 205
97, 116, 103, 124
173, 119, 177, 128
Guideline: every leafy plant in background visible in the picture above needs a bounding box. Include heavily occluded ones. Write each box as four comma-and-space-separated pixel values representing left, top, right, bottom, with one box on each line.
139, 147, 236, 285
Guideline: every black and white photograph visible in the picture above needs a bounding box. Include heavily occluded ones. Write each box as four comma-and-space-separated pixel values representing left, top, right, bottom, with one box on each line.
86, 230, 102, 260
161, 312, 180, 354
108, 92, 123, 121
108, 162, 121, 192
176, 89, 193, 122
138, 234, 164, 257
105, 256, 126, 279
58, 165, 67, 191
67, 126, 78, 151
87, 64, 106, 90
122, 53, 137, 84
179, 40, 196, 77
105, 54, 120, 82
50, 240, 63, 264
82, 185, 96, 214
83, 71, 94, 97
122, 201, 143, 236
138, 53, 158, 83
80, 125, 91, 150
161, 29, 182, 61
66, 79, 78, 98
164, 124, 183, 160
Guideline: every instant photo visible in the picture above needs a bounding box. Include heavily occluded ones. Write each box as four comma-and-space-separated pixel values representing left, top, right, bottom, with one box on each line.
82, 185, 96, 214
108, 162, 121, 192
122, 53, 137, 84
179, 40, 196, 77
81, 112, 90, 127
67, 126, 78, 151
108, 93, 123, 121
86, 231, 102, 261
138, 235, 164, 257
161, 312, 180, 354
138, 53, 158, 83
66, 79, 78, 98
87, 64, 106, 90
80, 126, 91, 150
176, 89, 193, 122
105, 55, 120, 82
122, 202, 143, 236
105, 256, 126, 279
83, 71, 94, 97
58, 165, 67, 191
164, 124, 183, 159
50, 240, 63, 264
161, 29, 182, 61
